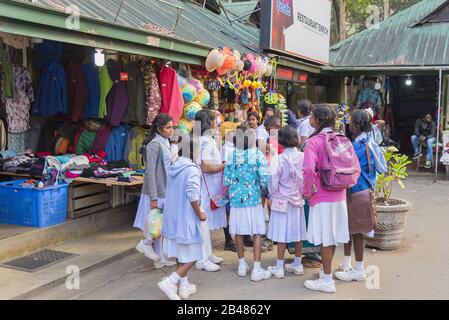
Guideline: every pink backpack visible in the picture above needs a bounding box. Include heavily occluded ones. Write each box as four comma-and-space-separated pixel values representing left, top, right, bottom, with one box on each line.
319, 132, 360, 191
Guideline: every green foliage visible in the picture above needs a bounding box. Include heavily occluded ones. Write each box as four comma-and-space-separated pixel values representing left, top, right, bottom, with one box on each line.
376, 146, 412, 204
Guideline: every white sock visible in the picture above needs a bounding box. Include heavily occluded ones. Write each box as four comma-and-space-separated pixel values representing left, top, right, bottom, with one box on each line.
276, 259, 284, 270
293, 256, 302, 267
179, 277, 189, 288
355, 261, 364, 271
253, 261, 261, 271
321, 273, 333, 283
238, 258, 246, 266
168, 272, 181, 285
342, 255, 352, 268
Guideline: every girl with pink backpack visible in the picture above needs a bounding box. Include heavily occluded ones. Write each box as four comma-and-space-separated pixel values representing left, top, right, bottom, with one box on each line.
302, 104, 360, 294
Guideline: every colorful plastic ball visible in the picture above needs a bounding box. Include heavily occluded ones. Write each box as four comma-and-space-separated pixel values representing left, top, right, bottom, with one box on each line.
178, 118, 194, 134
188, 78, 204, 92
183, 101, 202, 120
181, 83, 197, 103
178, 76, 187, 87
194, 89, 211, 107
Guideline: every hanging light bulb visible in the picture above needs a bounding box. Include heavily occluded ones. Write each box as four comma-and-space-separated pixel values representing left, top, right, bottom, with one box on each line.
94, 49, 105, 67
405, 76, 412, 86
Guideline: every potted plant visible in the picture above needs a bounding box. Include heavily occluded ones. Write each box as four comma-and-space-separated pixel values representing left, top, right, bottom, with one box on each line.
365, 147, 413, 251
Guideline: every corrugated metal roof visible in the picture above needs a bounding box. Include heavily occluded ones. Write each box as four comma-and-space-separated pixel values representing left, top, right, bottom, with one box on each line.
329, 0, 449, 69
27, 0, 260, 54
222, 0, 259, 20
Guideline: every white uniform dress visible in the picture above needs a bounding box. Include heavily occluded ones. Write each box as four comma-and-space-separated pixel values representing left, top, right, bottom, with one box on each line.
229, 205, 266, 236
306, 201, 350, 247
268, 205, 307, 243
200, 136, 227, 230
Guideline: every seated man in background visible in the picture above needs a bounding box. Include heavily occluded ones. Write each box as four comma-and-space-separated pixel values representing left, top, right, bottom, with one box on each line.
411, 112, 436, 169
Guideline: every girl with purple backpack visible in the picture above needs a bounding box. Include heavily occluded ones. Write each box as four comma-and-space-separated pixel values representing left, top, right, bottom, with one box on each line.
302, 104, 359, 293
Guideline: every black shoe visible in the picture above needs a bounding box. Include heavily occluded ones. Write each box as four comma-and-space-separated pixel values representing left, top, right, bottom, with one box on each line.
262, 238, 274, 251
224, 240, 237, 252
243, 236, 253, 247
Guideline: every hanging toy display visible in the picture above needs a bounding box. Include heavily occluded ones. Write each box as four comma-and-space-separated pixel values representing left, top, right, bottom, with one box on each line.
181, 83, 197, 103
276, 94, 289, 127
264, 59, 279, 105
194, 88, 211, 107
178, 118, 194, 134
183, 101, 202, 121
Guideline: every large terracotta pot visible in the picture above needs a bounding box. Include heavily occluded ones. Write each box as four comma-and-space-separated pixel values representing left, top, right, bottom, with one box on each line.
365, 199, 412, 251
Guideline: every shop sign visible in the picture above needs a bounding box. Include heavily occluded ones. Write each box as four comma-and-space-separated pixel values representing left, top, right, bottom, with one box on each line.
260, 0, 332, 65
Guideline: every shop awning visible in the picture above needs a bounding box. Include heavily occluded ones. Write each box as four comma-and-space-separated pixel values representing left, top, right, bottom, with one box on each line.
328, 0, 449, 74
0, 0, 319, 72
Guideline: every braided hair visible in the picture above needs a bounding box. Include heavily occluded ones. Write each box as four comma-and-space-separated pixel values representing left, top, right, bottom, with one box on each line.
350, 109, 373, 140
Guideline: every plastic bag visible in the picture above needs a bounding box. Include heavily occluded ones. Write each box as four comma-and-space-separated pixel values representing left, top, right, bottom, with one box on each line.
145, 208, 163, 240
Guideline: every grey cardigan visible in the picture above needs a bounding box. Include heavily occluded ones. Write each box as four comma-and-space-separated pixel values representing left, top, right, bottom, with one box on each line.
141, 135, 171, 200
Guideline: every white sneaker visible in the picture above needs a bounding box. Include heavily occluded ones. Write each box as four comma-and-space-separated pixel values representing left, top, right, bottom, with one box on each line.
237, 263, 250, 277
178, 283, 197, 299
209, 254, 224, 264
285, 263, 304, 276
335, 268, 366, 282
136, 240, 160, 261
157, 278, 181, 300
338, 263, 352, 272
154, 259, 176, 269
251, 268, 272, 282
304, 278, 336, 294
267, 266, 285, 279
195, 260, 220, 272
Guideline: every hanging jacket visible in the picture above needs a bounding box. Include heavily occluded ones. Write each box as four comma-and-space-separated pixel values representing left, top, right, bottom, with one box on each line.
34, 60, 68, 116
123, 63, 146, 125
91, 123, 112, 154
123, 126, 148, 170
82, 64, 100, 119
35, 40, 64, 70
158, 66, 183, 125
98, 65, 113, 118
104, 125, 130, 162
105, 60, 128, 126
139, 61, 161, 126
66, 61, 88, 121
76, 129, 97, 155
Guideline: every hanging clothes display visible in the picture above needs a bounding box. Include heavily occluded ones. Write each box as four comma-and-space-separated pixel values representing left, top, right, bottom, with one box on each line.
25, 116, 47, 153
0, 119, 6, 151
98, 65, 113, 118
0, 38, 13, 98
34, 60, 68, 116
82, 64, 100, 119
105, 59, 128, 127
35, 40, 64, 70
104, 125, 130, 162
158, 65, 183, 125
66, 61, 88, 121
5, 66, 34, 134
91, 123, 112, 154
139, 61, 161, 126
123, 63, 146, 125
357, 83, 381, 113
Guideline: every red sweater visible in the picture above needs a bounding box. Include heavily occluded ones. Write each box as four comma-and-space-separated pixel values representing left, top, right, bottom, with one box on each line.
158, 66, 183, 125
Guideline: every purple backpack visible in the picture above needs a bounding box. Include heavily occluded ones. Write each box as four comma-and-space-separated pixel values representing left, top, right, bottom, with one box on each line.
319, 132, 360, 191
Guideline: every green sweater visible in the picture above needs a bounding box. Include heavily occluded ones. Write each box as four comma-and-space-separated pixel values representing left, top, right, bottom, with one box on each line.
76, 129, 97, 155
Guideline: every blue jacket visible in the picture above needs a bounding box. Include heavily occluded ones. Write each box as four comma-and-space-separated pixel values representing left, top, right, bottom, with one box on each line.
35, 40, 64, 70
224, 148, 269, 208
162, 157, 202, 245
351, 133, 387, 193
105, 125, 130, 162
34, 60, 68, 116
82, 64, 100, 119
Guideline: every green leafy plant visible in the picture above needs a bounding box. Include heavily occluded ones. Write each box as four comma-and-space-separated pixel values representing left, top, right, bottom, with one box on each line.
376, 146, 412, 205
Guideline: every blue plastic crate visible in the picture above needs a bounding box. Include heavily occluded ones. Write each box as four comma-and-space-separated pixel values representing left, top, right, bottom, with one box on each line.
0, 180, 68, 227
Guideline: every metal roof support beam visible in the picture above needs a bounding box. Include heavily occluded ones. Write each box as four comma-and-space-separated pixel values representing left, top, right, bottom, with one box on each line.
435, 68, 443, 183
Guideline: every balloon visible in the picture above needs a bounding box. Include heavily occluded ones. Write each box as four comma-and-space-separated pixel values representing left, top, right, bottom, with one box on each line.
178, 118, 194, 134
205, 49, 224, 72
181, 83, 197, 103
194, 89, 211, 107
235, 60, 244, 71
221, 54, 236, 70
233, 50, 241, 61
243, 80, 252, 88
188, 78, 204, 92
183, 101, 202, 120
